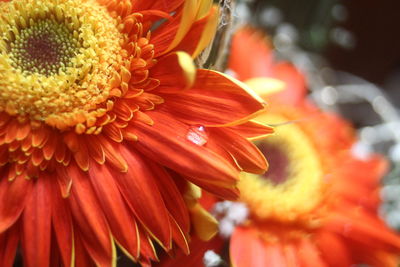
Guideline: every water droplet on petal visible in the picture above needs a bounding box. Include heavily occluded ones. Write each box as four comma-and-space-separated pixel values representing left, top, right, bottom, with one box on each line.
186, 125, 208, 146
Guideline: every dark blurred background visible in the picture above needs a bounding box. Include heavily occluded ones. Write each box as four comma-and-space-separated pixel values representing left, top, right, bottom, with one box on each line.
250, 0, 400, 103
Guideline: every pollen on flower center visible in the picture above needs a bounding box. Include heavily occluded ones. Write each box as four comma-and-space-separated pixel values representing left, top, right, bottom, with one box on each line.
9, 19, 77, 76
0, 0, 145, 131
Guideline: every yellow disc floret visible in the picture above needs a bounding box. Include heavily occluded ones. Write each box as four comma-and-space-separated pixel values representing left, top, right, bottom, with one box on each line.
0, 0, 126, 130
239, 114, 324, 222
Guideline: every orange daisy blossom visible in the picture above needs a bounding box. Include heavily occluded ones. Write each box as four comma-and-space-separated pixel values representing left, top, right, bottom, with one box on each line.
0, 2, 274, 266
157, 28, 400, 267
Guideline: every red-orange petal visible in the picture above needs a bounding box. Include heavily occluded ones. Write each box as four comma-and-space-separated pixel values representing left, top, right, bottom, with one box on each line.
227, 120, 274, 140
158, 69, 265, 127
315, 231, 352, 267
0, 175, 33, 233
0, 224, 19, 267
130, 111, 240, 189
209, 128, 268, 174
228, 27, 274, 81
150, 51, 195, 92
230, 226, 271, 267
115, 146, 172, 250
22, 176, 52, 267
89, 163, 140, 260
68, 163, 114, 267
149, 161, 190, 234
74, 232, 96, 267
297, 238, 328, 267
132, 0, 184, 14
169, 215, 190, 255
50, 174, 74, 267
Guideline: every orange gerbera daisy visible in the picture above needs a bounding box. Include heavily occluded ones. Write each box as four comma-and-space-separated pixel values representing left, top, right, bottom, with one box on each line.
157, 28, 400, 267
0, 3, 273, 266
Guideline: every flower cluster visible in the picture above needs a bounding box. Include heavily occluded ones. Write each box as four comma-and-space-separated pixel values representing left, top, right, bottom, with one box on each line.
0, 1, 271, 266
0, 1, 399, 267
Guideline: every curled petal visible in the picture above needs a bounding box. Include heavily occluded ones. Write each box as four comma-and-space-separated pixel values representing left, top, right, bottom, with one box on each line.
158, 70, 266, 127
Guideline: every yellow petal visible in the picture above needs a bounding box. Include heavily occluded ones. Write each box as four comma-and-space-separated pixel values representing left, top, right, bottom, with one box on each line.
190, 203, 219, 241
192, 6, 219, 58
196, 0, 213, 19
176, 51, 196, 88
244, 77, 285, 98
183, 182, 202, 208
166, 0, 198, 52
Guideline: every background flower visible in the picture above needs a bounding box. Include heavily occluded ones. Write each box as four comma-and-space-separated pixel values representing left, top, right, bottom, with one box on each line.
156, 27, 400, 267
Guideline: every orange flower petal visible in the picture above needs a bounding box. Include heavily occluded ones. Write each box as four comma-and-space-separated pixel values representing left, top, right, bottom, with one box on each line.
74, 232, 95, 267
228, 27, 274, 81
149, 162, 190, 234
50, 175, 74, 267
315, 231, 351, 267
151, 51, 196, 92
115, 146, 172, 250
137, 225, 159, 262
0, 224, 19, 267
158, 236, 225, 267
174, 5, 218, 58
326, 210, 400, 250
89, 163, 140, 260
298, 238, 328, 267
209, 128, 268, 174
68, 164, 115, 267
132, 0, 184, 14
169, 215, 190, 255
130, 111, 240, 189
227, 120, 274, 140
158, 69, 265, 127
0, 175, 33, 233
22, 177, 52, 267
268, 62, 307, 105
230, 227, 271, 267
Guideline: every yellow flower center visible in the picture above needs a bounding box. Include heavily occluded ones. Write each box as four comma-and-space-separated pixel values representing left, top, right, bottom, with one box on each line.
0, 0, 128, 130
239, 114, 324, 222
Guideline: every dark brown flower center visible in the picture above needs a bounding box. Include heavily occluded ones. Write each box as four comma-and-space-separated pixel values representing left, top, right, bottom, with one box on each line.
9, 19, 77, 76
258, 142, 289, 185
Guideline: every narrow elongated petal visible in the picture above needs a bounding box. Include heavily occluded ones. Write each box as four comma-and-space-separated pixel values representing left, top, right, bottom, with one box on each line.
67, 164, 115, 267
164, 0, 199, 53
89, 163, 140, 260
22, 176, 52, 267
227, 120, 274, 140
148, 161, 190, 234
50, 176, 74, 267
174, 5, 218, 58
74, 233, 96, 267
0, 224, 19, 267
0, 175, 33, 233
209, 128, 268, 174
116, 146, 172, 250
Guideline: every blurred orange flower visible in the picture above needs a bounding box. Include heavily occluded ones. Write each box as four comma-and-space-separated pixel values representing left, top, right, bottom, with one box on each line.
0, 2, 272, 266
158, 27, 400, 267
